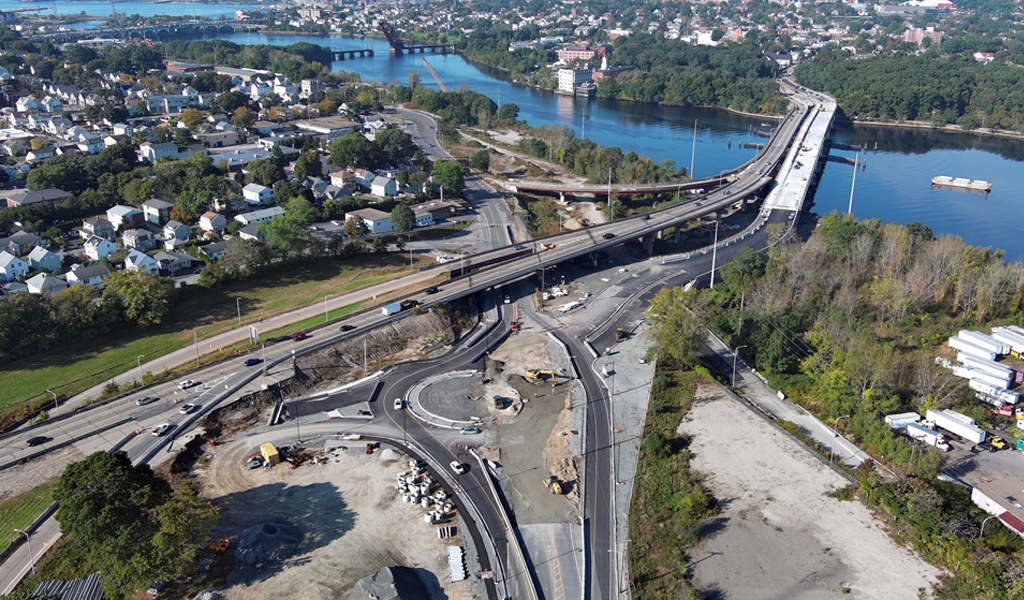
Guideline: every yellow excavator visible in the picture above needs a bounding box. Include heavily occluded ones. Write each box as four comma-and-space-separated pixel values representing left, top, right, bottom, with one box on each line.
543, 476, 563, 495
526, 369, 555, 381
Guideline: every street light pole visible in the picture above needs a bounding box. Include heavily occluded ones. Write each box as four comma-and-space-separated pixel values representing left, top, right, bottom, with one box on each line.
690, 118, 698, 178
13, 529, 34, 575
731, 345, 748, 386
236, 297, 241, 326
194, 330, 199, 367
45, 390, 57, 416
324, 294, 333, 324
136, 355, 145, 386
830, 415, 851, 463
709, 217, 720, 289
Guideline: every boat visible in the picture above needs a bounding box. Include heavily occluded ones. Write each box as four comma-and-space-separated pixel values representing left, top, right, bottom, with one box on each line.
931, 176, 992, 192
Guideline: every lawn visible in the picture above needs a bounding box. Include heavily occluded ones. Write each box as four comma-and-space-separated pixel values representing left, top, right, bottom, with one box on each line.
0, 482, 55, 554
0, 253, 438, 416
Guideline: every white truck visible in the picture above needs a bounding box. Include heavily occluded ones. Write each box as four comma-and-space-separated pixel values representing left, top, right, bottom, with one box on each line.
885, 412, 921, 429
906, 422, 951, 451
559, 301, 581, 313
958, 354, 1013, 378
381, 302, 402, 316
926, 409, 986, 444
949, 336, 997, 361
960, 330, 1010, 355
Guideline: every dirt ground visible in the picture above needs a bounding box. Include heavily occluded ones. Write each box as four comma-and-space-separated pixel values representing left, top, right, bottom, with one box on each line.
196, 438, 477, 600
484, 333, 578, 524
0, 445, 84, 500
680, 385, 940, 599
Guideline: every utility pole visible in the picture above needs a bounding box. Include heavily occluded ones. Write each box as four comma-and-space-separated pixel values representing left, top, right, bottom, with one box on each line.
236, 297, 241, 326
607, 167, 612, 219
194, 331, 199, 367
363, 337, 368, 373
324, 294, 333, 324
262, 343, 267, 376
709, 217, 720, 289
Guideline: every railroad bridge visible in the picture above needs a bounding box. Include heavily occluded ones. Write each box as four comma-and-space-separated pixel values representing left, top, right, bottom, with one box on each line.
378, 19, 453, 56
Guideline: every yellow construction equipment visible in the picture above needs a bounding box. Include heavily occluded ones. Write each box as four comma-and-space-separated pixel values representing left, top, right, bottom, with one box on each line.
543, 476, 563, 495
526, 369, 555, 381
614, 328, 628, 341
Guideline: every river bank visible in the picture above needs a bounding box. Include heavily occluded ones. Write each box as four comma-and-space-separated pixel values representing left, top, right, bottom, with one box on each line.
843, 116, 1024, 142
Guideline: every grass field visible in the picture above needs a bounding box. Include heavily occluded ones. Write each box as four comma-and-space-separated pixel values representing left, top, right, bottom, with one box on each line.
0, 482, 55, 553
0, 253, 437, 416
628, 369, 719, 599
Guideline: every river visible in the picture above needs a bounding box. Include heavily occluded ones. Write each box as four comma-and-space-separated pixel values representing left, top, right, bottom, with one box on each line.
0, 0, 254, 21
15, 9, 1024, 258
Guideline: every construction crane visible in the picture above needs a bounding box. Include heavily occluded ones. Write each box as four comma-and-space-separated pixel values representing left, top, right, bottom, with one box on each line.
421, 57, 448, 93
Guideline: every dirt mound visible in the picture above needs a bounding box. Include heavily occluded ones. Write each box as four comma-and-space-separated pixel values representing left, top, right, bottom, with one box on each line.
234, 518, 303, 565
348, 566, 442, 600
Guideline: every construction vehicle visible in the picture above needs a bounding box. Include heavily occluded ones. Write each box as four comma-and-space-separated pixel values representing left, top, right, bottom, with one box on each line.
615, 328, 628, 341
526, 369, 555, 381
543, 476, 562, 495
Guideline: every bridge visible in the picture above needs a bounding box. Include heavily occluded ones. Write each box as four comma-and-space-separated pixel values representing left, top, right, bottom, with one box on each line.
333, 49, 374, 61
378, 19, 453, 57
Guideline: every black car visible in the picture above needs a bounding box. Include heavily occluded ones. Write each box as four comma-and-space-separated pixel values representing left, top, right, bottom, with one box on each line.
425, 286, 439, 294
244, 358, 262, 366
26, 436, 49, 447
340, 324, 355, 332
978, 441, 998, 453
514, 245, 526, 251
602, 232, 615, 239
642, 214, 651, 220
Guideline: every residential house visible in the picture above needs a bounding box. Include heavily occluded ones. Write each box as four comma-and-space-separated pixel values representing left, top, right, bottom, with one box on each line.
1, 137, 29, 157
0, 250, 28, 282
66, 263, 110, 287
81, 216, 115, 239
122, 228, 157, 251
345, 208, 393, 234
43, 117, 72, 137
106, 205, 145, 231
196, 130, 239, 148
142, 198, 175, 225
370, 176, 398, 198
248, 80, 271, 100
1, 189, 71, 209
1, 281, 28, 296
25, 272, 67, 294
25, 149, 53, 163
83, 235, 116, 260
76, 139, 105, 155
300, 79, 326, 97
199, 241, 228, 260
139, 142, 204, 163
242, 183, 274, 205
180, 85, 200, 101
112, 123, 133, 136
15, 96, 37, 112
27, 246, 60, 272
125, 249, 159, 275
235, 206, 285, 226
0, 230, 42, 255
237, 222, 265, 242
330, 170, 357, 190
352, 169, 375, 190
302, 176, 329, 198
146, 94, 189, 114
162, 220, 190, 241
199, 212, 227, 232
272, 76, 297, 97
153, 251, 198, 275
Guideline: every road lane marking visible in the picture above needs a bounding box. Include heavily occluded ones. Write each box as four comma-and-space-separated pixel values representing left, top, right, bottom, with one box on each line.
550, 527, 567, 600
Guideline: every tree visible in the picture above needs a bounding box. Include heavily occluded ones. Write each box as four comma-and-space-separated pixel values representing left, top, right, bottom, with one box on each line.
498, 103, 520, 121
54, 452, 218, 600
647, 287, 709, 369
180, 108, 206, 131
431, 160, 469, 194
395, 237, 406, 251
469, 149, 490, 172
391, 204, 415, 232
328, 132, 381, 169
293, 151, 322, 181
248, 158, 285, 187
173, 128, 193, 146
260, 197, 317, 260
232, 106, 256, 132
344, 217, 369, 237
719, 247, 767, 292
267, 106, 287, 122
372, 235, 388, 253
375, 127, 416, 164
102, 270, 174, 327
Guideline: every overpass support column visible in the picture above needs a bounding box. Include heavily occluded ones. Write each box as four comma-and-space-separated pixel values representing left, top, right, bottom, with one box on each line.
673, 227, 682, 244
590, 251, 598, 267
642, 234, 655, 256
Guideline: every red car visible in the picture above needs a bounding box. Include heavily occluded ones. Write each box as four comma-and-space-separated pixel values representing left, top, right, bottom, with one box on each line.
292, 333, 307, 341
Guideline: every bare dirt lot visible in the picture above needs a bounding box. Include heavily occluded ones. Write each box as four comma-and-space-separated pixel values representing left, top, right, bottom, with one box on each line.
196, 438, 477, 600
680, 385, 941, 599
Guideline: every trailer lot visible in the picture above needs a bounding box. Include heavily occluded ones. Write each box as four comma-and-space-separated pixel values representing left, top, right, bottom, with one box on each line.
943, 439, 1024, 487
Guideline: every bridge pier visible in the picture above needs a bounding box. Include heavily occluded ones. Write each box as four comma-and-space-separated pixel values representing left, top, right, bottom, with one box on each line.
673, 228, 682, 244
390, 48, 403, 57
642, 234, 655, 255
590, 252, 598, 267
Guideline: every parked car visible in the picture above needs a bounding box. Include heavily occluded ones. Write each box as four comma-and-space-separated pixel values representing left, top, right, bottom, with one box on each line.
450, 460, 466, 474
178, 380, 200, 390
292, 332, 307, 341
136, 396, 158, 406
179, 404, 198, 415
243, 358, 262, 367
26, 436, 49, 447
151, 423, 173, 437
460, 427, 482, 435
978, 441, 998, 452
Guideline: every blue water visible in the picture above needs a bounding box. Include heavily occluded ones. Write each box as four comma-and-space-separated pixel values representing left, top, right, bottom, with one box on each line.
0, 0, 254, 21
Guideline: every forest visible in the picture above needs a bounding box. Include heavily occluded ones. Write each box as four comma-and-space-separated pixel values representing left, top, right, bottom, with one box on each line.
795, 46, 1024, 130
662, 213, 1024, 597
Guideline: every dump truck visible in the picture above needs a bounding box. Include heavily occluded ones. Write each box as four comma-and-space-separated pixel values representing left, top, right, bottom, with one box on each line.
615, 328, 628, 341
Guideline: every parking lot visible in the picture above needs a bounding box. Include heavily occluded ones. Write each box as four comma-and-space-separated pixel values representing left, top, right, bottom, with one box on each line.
943, 437, 1024, 486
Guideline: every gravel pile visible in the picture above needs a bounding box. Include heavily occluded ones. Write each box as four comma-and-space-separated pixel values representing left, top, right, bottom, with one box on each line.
234, 518, 303, 565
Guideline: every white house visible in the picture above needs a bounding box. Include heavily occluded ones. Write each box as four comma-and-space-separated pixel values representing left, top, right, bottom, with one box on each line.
25, 272, 67, 295
26, 246, 61, 272
83, 235, 116, 260
199, 211, 227, 232
345, 208, 393, 234
242, 183, 273, 205
0, 250, 28, 282
66, 263, 110, 287
15, 96, 38, 112
106, 205, 144, 231
235, 206, 285, 226
146, 94, 189, 114
125, 249, 159, 275
370, 176, 398, 198
162, 220, 191, 241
